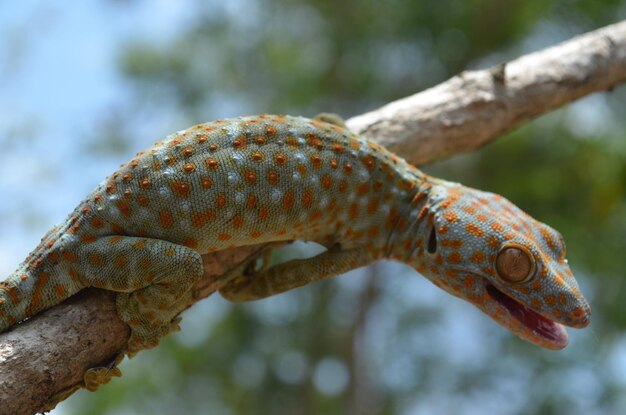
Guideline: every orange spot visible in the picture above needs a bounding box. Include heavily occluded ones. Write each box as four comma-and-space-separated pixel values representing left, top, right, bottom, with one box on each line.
201, 177, 213, 189
343, 163, 353, 175
90, 217, 104, 228
251, 151, 264, 162
310, 210, 322, 220
209, 144, 218, 152
330, 159, 338, 169
216, 193, 227, 208
540, 228, 556, 251
159, 209, 174, 228
349, 203, 359, 219
448, 252, 462, 263
122, 173, 132, 182
307, 134, 324, 149
89, 253, 105, 266
440, 196, 458, 209
247, 195, 257, 209
361, 155, 375, 170
310, 154, 322, 168
570, 307, 586, 320
332, 143, 344, 153
265, 125, 277, 136
356, 183, 369, 196
274, 153, 287, 166
321, 175, 332, 189
197, 134, 208, 143
115, 256, 127, 269
491, 222, 505, 232
232, 215, 244, 229
183, 162, 196, 173
115, 200, 132, 217
81, 234, 97, 244
206, 158, 220, 170
476, 214, 487, 222
245, 170, 257, 184
367, 200, 379, 215
444, 211, 458, 223
249, 230, 262, 238
170, 180, 191, 197
302, 189, 314, 208
267, 170, 279, 185
463, 206, 476, 215
368, 226, 379, 237
137, 194, 149, 206
338, 180, 348, 193
255, 136, 266, 145
259, 207, 270, 220
55, 283, 66, 297
283, 191, 295, 211
464, 276, 475, 289
544, 295, 556, 306
233, 135, 246, 149
471, 252, 485, 263
192, 210, 216, 227
487, 236, 499, 249
465, 223, 484, 237
286, 135, 298, 148
29, 271, 49, 310
218, 233, 232, 241
133, 240, 146, 250
184, 239, 198, 249
558, 293, 567, 305
105, 182, 117, 194
20, 274, 28, 281
62, 251, 79, 263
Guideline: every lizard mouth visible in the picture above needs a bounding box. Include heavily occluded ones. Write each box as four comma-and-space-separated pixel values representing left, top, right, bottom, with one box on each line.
485, 283, 568, 349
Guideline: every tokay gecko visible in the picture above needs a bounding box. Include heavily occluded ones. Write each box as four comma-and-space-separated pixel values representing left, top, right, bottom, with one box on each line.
0, 114, 590, 392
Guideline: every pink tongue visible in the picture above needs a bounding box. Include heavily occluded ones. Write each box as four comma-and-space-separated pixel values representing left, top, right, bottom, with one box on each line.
486, 284, 566, 344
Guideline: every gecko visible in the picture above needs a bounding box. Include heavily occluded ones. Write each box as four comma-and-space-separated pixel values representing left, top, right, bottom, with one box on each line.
0, 114, 590, 395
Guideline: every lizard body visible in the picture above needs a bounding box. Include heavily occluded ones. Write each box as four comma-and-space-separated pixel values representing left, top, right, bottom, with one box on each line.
0, 114, 590, 392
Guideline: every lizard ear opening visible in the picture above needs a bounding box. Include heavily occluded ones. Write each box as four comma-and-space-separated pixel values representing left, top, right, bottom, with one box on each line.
427, 227, 437, 254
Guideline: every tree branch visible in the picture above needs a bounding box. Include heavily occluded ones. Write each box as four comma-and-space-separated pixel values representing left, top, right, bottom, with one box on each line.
1, 20, 625, 415
347, 20, 626, 166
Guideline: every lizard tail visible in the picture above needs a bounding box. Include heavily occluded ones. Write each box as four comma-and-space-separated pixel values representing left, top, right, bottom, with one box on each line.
0, 231, 84, 332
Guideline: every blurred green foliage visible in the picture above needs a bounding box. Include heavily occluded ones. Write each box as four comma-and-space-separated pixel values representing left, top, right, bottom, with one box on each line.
64, 0, 626, 414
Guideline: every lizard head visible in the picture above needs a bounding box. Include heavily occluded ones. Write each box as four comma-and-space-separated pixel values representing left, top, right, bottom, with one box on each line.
408, 179, 591, 349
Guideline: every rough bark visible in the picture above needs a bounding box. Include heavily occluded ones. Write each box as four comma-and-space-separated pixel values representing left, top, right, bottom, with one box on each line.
1, 20, 625, 415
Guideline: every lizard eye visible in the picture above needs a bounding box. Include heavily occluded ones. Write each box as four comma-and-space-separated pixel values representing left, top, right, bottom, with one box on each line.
496, 245, 535, 283
427, 227, 437, 254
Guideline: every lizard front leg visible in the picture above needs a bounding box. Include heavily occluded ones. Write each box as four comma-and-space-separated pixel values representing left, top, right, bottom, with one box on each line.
73, 236, 203, 389
219, 248, 374, 302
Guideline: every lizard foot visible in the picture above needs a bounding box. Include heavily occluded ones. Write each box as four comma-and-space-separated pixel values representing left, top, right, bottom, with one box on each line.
125, 315, 183, 357
42, 354, 123, 411
84, 364, 122, 392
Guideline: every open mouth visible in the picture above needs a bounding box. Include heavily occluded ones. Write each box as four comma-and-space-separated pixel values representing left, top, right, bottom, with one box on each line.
485, 283, 568, 348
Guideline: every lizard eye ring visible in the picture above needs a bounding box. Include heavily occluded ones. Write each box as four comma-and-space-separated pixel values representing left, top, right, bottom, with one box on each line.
495, 245, 535, 283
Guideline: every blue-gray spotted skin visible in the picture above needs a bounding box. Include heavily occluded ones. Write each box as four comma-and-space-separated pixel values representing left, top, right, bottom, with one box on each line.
0, 114, 590, 365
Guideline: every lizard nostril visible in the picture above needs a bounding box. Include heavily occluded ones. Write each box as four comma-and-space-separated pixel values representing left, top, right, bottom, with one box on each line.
427, 227, 437, 254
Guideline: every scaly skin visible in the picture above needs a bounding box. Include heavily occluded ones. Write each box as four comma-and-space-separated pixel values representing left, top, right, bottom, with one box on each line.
0, 114, 590, 392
